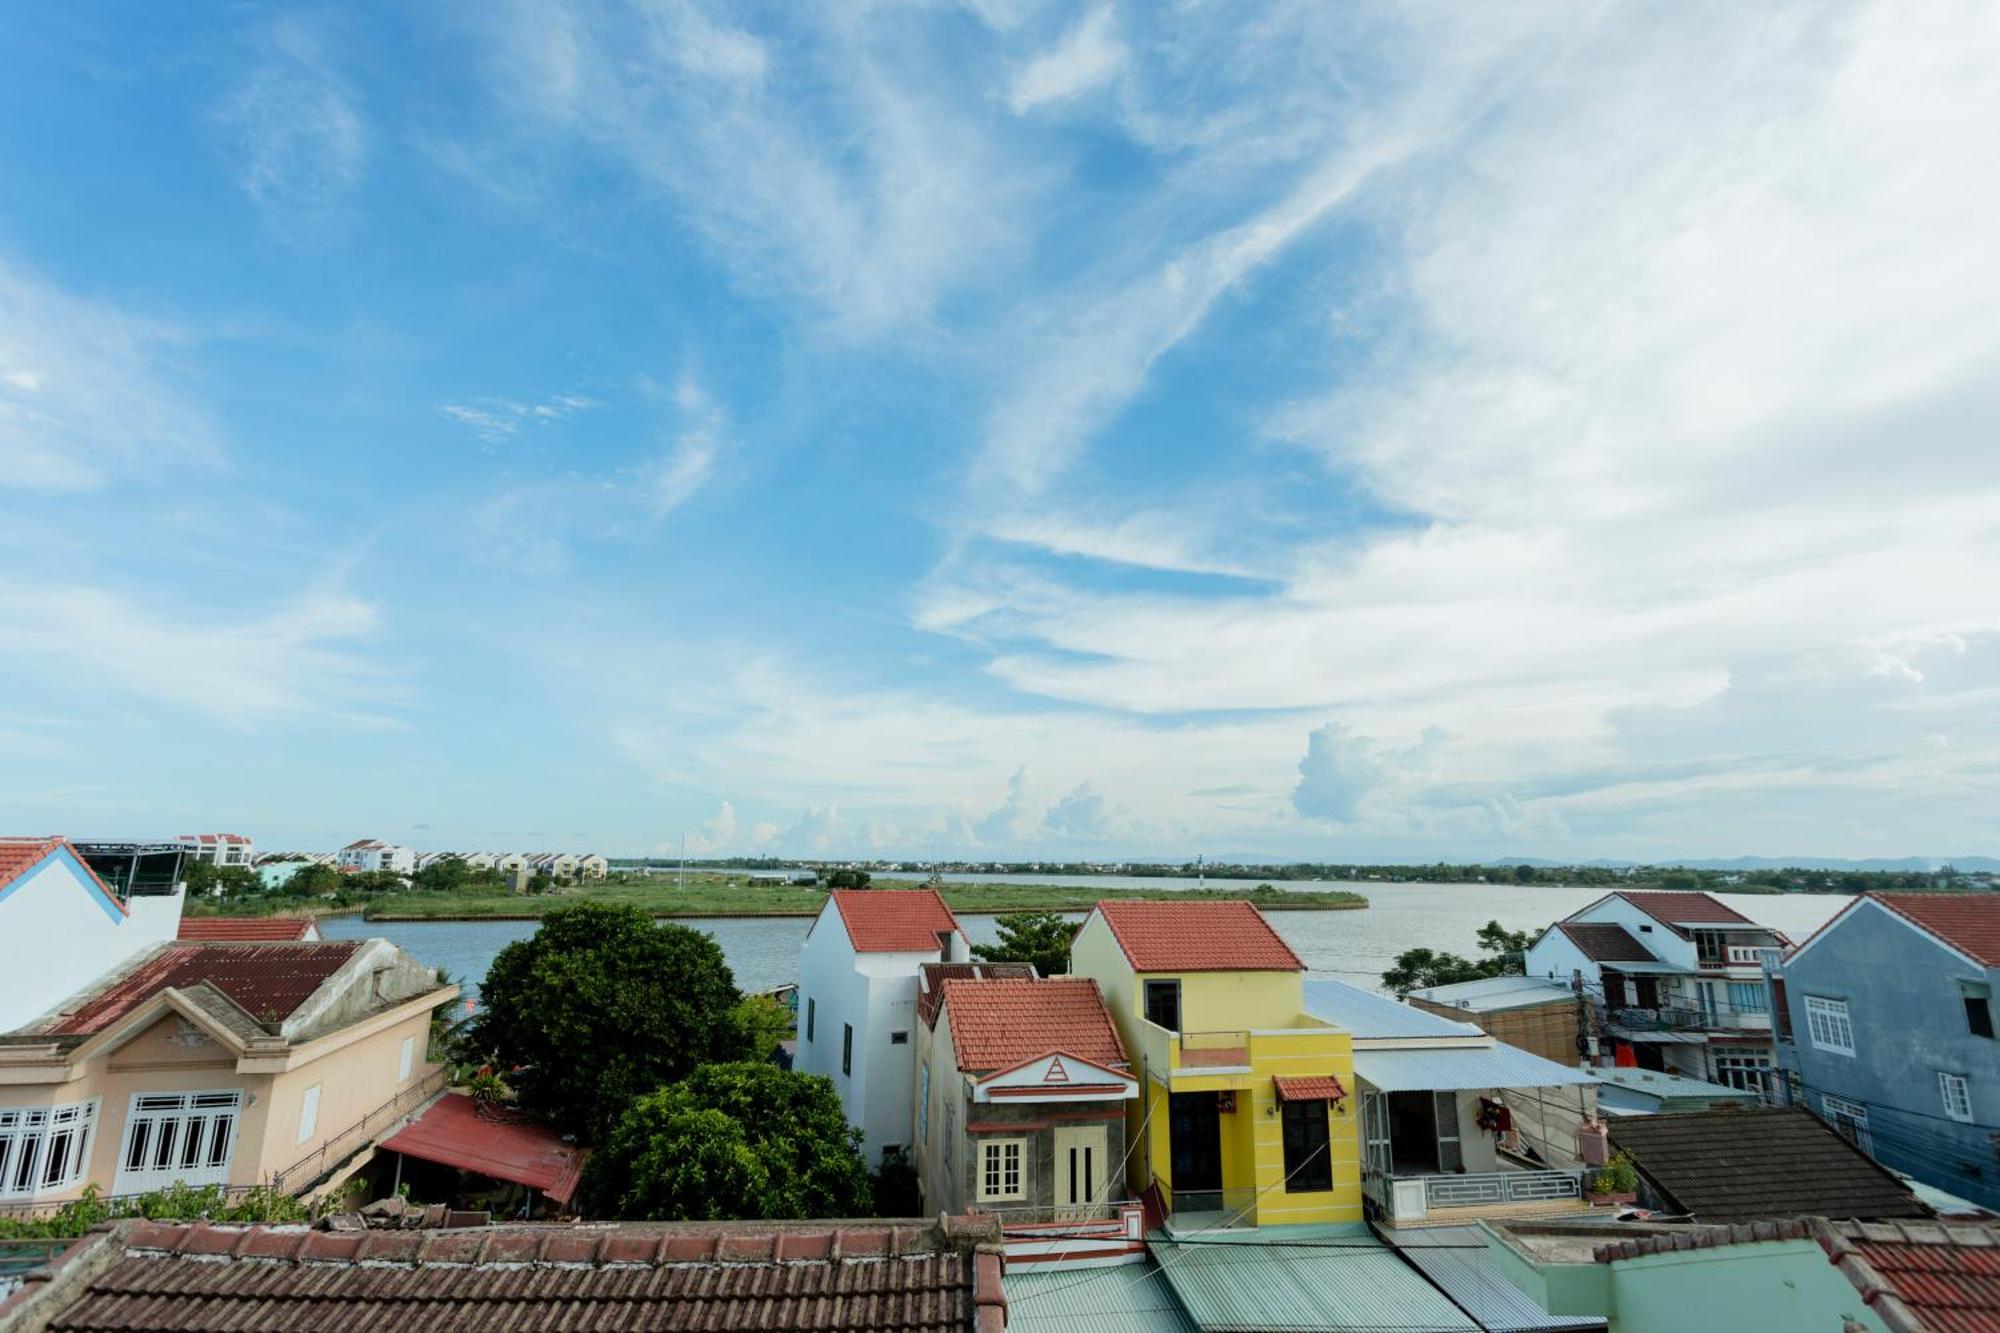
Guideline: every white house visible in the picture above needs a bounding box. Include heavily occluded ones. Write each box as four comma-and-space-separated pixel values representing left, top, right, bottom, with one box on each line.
336, 840, 415, 875
0, 837, 185, 1033
175, 834, 254, 868
795, 888, 970, 1164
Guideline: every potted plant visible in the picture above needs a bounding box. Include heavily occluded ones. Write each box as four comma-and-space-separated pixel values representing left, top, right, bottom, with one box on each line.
1588, 1152, 1640, 1205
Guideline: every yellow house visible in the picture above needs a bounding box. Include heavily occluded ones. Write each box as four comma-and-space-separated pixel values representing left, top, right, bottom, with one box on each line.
1070, 900, 1361, 1231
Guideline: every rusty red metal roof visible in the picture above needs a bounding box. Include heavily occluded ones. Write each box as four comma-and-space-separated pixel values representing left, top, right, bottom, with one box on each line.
937, 977, 1127, 1073
178, 917, 315, 941
50, 942, 361, 1035
1093, 899, 1304, 972
1274, 1075, 1348, 1102
831, 888, 963, 953
379, 1093, 586, 1205
10, 1218, 1005, 1332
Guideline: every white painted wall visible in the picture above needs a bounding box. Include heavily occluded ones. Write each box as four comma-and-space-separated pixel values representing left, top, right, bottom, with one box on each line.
0, 853, 184, 1032
1569, 896, 1697, 968
1525, 928, 1600, 989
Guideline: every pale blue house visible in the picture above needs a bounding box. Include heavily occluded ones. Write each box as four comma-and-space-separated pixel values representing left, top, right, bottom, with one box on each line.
1772, 892, 2000, 1211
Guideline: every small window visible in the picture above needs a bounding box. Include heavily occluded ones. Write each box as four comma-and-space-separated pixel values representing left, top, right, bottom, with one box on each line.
1281, 1099, 1333, 1192
890, 1031, 909, 1045
1941, 1073, 1974, 1124
1638, 923, 1653, 933
297, 1085, 321, 1145
1804, 995, 1855, 1056
977, 1138, 1027, 1201
842, 1024, 854, 1077
1144, 979, 1181, 1032
1821, 1093, 1872, 1155
398, 1035, 416, 1083
806, 997, 816, 1043
1963, 984, 1994, 1040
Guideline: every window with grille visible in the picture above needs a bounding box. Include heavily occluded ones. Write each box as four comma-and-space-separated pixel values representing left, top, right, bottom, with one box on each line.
977, 1138, 1026, 1201
1821, 1093, 1872, 1155
115, 1090, 242, 1194
0, 1100, 98, 1198
1804, 995, 1855, 1055
1942, 1073, 1974, 1124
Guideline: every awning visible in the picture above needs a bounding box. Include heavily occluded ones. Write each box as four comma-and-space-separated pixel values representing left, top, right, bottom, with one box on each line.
1273, 1075, 1347, 1102
1354, 1045, 1593, 1093
380, 1092, 586, 1205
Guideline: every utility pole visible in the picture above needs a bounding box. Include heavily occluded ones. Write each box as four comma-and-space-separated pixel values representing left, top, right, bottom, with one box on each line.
1573, 968, 1599, 1067
678, 833, 686, 892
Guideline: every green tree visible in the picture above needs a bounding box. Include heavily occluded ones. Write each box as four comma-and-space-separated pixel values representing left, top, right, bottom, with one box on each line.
580, 1062, 872, 1221
971, 910, 1077, 976
526, 869, 555, 895
731, 993, 797, 1062
413, 855, 471, 892
827, 869, 872, 889
466, 902, 748, 1140
1381, 948, 1491, 997
286, 863, 343, 897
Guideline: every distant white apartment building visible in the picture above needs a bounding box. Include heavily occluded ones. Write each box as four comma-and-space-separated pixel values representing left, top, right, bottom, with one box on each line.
336, 840, 415, 875
795, 888, 971, 1164
175, 834, 254, 867
0, 837, 186, 1032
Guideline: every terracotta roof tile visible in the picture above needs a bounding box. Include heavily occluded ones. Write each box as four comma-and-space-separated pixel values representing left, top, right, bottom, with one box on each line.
1870, 893, 2000, 967
0, 836, 125, 913
937, 977, 1127, 1073
1621, 891, 1754, 929
1274, 1075, 1348, 1102
177, 917, 315, 941
831, 888, 963, 953
1556, 921, 1659, 962
918, 961, 1036, 1025
1820, 1218, 2000, 1333
1092, 899, 1303, 972
46, 941, 361, 1035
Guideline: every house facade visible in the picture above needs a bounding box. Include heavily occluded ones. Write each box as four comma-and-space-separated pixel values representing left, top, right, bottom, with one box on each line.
1772, 892, 2000, 1211
796, 888, 970, 1164
336, 840, 415, 875
0, 939, 454, 1210
1069, 899, 1361, 1231
914, 975, 1137, 1233
175, 835, 254, 868
0, 839, 186, 1035
1524, 892, 1789, 1097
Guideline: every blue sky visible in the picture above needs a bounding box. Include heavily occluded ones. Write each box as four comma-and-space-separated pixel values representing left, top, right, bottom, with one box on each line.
3, 1, 1997, 861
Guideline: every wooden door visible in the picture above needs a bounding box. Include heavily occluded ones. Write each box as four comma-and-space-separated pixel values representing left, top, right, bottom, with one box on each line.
1054, 1124, 1107, 1219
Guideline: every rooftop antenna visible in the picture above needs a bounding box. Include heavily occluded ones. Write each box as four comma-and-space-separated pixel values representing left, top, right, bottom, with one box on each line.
678, 832, 686, 891
1197, 853, 1205, 890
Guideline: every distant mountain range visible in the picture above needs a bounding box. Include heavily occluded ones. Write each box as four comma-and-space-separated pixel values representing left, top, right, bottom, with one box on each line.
1484, 856, 2000, 873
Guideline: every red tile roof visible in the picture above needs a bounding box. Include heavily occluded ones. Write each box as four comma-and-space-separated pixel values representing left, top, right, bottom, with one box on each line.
831, 888, 963, 953
178, 917, 315, 941
48, 942, 362, 1035
7, 1218, 1005, 1333
0, 836, 124, 912
1820, 1218, 2000, 1333
380, 1093, 585, 1205
1621, 890, 1754, 930
1274, 1075, 1348, 1102
918, 961, 1036, 1026
1871, 894, 2000, 967
1556, 921, 1658, 962
1092, 899, 1304, 972
937, 977, 1128, 1073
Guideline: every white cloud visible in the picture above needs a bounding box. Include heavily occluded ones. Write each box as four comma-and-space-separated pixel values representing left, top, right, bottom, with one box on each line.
1007, 6, 1124, 114
682, 800, 739, 854
438, 394, 602, 443
1291, 723, 1380, 825
645, 374, 723, 516
212, 18, 368, 241
0, 579, 389, 725
0, 257, 219, 492
1042, 782, 1116, 838
974, 766, 1035, 844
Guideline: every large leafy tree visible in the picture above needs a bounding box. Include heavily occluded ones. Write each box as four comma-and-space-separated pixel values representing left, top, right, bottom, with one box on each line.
1381, 919, 1536, 997
581, 1062, 872, 1221
467, 903, 748, 1140
971, 910, 1077, 976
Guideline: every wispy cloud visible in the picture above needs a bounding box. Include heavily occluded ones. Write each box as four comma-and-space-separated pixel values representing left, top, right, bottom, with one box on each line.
1007, 6, 1124, 114
437, 393, 601, 443
212, 18, 368, 242
644, 374, 723, 516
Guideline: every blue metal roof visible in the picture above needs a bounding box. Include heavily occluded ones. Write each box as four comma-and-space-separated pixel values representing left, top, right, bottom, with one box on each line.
1005, 1263, 1198, 1333
1354, 1045, 1593, 1093
1385, 1228, 1605, 1332
1406, 976, 1577, 1014
1150, 1224, 1481, 1332
1305, 979, 1485, 1039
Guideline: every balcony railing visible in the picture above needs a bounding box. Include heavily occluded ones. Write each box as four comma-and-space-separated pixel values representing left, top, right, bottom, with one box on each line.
973, 1200, 1136, 1228
1607, 1003, 1769, 1033
269, 1066, 447, 1195
1367, 1168, 1584, 1222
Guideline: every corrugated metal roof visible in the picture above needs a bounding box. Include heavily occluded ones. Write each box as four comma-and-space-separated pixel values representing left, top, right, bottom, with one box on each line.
1354, 1045, 1592, 1093
1407, 977, 1576, 1014
1005, 1263, 1198, 1333
1385, 1228, 1605, 1333
1584, 1067, 1747, 1104
1305, 980, 1483, 1039
380, 1093, 586, 1204
1151, 1225, 1480, 1332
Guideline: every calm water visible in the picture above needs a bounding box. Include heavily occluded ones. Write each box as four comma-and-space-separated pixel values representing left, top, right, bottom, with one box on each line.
320, 877, 1849, 1005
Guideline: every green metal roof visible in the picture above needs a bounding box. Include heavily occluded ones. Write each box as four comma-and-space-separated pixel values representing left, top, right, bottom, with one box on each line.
1005, 1263, 1199, 1333
1149, 1224, 1482, 1332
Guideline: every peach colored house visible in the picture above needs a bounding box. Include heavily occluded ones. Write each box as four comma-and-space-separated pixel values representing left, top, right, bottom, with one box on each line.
0, 939, 455, 1210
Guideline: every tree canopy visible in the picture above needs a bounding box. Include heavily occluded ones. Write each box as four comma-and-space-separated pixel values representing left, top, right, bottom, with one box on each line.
580, 1062, 872, 1221
826, 868, 872, 889
1381, 918, 1538, 997
971, 910, 1077, 976
466, 902, 748, 1140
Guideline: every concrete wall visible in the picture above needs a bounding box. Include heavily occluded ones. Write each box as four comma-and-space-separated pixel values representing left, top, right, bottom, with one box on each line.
1778, 901, 2000, 1209
1606, 1240, 1888, 1333
0, 853, 183, 1033
1523, 930, 1600, 990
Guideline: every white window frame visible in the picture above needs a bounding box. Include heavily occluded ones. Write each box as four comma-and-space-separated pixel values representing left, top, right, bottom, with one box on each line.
1941, 1072, 1973, 1124
297, 1084, 322, 1145
398, 1035, 416, 1083
1804, 995, 1855, 1056
0, 1100, 99, 1199
1821, 1093, 1872, 1156
976, 1137, 1027, 1202
113, 1090, 243, 1195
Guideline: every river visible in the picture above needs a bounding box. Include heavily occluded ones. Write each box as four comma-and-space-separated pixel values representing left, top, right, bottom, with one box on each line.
318, 875, 1850, 1004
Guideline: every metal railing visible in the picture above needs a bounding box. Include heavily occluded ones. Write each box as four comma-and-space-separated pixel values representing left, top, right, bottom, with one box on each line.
270, 1066, 447, 1194
973, 1200, 1136, 1228
1419, 1169, 1582, 1210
